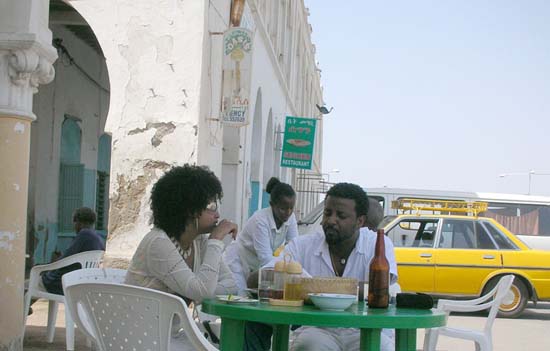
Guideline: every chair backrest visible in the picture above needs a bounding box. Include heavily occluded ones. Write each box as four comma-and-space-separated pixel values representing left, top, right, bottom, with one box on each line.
436, 275, 515, 332
64, 281, 217, 351
70, 250, 105, 269
485, 275, 515, 332
62, 267, 127, 287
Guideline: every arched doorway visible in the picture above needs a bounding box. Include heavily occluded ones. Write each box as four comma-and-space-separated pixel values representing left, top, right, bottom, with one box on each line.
28, 0, 111, 264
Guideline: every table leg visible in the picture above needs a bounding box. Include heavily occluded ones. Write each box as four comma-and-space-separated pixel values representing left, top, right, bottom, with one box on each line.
395, 329, 416, 351
272, 324, 290, 351
219, 317, 245, 351
360, 328, 381, 351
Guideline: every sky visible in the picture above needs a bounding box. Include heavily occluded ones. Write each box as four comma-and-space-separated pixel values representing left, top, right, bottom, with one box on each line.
304, 0, 550, 196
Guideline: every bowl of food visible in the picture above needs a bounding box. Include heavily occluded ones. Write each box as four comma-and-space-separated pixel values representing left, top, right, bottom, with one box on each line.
308, 293, 356, 311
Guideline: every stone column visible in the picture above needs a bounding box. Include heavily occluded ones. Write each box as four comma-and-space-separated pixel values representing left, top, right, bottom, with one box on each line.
0, 1, 57, 349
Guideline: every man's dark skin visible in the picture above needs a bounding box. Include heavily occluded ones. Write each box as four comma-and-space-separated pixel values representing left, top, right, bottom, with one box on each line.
322, 195, 365, 277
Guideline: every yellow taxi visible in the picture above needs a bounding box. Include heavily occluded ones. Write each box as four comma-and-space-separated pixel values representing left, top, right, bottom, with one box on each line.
383, 199, 550, 318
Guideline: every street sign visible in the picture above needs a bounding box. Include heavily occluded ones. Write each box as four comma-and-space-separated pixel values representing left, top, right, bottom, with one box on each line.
221, 27, 254, 126
280, 116, 316, 170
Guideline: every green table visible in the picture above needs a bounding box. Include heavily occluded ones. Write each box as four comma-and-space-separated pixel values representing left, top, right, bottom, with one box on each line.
202, 300, 446, 351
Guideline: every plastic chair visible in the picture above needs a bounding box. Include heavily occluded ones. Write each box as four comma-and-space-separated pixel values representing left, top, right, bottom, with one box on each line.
23, 250, 104, 350
62, 267, 127, 286
63, 280, 218, 351
423, 275, 515, 351
194, 304, 221, 345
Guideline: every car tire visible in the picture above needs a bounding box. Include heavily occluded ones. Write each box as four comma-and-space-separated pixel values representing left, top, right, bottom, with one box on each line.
484, 276, 528, 318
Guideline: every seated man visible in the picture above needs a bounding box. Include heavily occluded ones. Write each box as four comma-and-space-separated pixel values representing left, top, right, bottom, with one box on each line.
41, 207, 105, 295
276, 183, 398, 351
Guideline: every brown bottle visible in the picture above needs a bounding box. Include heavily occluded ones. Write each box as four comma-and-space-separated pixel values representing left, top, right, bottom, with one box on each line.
367, 229, 390, 308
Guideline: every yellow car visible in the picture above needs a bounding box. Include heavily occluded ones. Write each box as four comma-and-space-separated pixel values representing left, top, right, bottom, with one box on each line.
383, 213, 550, 318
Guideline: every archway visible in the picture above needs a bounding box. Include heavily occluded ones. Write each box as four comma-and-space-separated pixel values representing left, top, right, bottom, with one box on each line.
28, 0, 111, 264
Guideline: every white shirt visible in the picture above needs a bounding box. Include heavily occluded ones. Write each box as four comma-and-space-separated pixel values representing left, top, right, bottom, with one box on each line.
235, 207, 298, 272
277, 227, 398, 283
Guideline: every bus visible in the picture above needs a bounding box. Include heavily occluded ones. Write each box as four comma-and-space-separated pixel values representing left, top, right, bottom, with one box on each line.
298, 187, 550, 250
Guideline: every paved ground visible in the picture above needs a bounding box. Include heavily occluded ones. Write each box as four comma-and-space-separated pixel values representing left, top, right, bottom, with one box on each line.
23, 299, 550, 350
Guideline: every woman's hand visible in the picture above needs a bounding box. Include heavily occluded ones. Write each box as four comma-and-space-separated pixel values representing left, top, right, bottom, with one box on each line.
209, 219, 238, 241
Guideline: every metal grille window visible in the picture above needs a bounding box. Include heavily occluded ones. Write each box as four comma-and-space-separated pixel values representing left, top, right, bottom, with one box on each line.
95, 171, 109, 230
58, 163, 84, 232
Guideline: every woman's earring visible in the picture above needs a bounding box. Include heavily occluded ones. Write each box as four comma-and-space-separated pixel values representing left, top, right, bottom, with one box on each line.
195, 217, 199, 232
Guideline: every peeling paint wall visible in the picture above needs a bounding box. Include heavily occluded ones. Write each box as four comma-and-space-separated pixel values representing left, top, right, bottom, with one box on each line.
66, 0, 210, 264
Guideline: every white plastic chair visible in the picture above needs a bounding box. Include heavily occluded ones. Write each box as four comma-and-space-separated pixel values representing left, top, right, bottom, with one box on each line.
23, 250, 104, 350
194, 304, 221, 345
62, 267, 128, 286
423, 275, 515, 351
63, 280, 218, 351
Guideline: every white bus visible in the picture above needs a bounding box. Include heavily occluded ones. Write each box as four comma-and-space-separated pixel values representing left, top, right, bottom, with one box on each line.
298, 187, 550, 250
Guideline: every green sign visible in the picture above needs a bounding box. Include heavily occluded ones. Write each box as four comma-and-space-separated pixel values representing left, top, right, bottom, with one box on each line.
281, 116, 317, 170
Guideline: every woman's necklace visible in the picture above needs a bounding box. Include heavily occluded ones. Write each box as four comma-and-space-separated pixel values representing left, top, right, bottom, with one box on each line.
182, 245, 192, 259
171, 237, 193, 260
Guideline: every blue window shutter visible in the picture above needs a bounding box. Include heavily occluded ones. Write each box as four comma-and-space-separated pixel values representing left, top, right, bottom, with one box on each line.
58, 163, 84, 232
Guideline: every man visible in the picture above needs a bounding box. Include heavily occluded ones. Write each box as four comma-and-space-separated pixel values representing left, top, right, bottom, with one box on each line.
41, 207, 105, 295
280, 183, 398, 351
365, 197, 384, 231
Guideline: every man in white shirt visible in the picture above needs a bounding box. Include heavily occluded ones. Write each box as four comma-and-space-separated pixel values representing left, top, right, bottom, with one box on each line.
281, 183, 397, 351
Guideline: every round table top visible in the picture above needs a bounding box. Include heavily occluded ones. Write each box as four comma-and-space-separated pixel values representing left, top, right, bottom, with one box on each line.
202, 299, 446, 329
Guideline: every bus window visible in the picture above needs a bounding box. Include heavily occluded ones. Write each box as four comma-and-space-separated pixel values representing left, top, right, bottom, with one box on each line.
482, 203, 550, 237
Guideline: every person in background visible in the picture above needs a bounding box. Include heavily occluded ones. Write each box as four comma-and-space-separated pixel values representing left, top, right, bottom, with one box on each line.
224, 177, 298, 293
41, 207, 105, 295
125, 165, 238, 351
365, 197, 384, 231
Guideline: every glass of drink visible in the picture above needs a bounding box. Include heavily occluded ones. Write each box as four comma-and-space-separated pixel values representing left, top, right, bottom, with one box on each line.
258, 268, 275, 302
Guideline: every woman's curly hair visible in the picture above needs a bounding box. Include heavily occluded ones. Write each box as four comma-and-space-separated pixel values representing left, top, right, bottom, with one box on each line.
150, 164, 223, 240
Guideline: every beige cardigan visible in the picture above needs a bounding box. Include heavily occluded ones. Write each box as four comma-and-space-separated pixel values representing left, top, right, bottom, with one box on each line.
125, 227, 237, 302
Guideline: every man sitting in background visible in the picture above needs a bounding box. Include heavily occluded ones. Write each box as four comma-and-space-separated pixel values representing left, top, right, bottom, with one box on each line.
41, 207, 105, 295
365, 197, 384, 231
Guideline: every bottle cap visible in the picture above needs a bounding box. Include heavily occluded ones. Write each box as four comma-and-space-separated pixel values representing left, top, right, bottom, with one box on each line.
285, 261, 302, 274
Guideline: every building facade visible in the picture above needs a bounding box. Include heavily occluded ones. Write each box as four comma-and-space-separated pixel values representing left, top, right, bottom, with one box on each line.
0, 1, 324, 347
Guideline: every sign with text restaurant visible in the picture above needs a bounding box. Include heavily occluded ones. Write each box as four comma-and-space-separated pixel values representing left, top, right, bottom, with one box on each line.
281, 116, 317, 170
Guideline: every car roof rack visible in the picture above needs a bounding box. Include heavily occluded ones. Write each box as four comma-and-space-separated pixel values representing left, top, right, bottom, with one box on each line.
391, 198, 488, 217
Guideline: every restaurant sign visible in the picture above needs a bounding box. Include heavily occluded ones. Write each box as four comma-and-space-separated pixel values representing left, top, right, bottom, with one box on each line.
281, 116, 317, 170
221, 27, 254, 126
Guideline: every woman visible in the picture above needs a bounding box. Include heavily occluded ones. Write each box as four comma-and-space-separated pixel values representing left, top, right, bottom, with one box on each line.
125, 165, 238, 350
225, 177, 298, 293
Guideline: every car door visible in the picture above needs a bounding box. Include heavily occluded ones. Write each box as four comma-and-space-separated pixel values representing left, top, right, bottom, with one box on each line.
434, 219, 502, 296
386, 218, 439, 293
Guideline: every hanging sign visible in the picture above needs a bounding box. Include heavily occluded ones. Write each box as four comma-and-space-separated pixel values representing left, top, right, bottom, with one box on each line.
221, 27, 254, 126
280, 116, 317, 170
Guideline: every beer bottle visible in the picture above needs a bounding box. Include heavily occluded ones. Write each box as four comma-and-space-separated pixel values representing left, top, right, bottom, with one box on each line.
367, 229, 390, 308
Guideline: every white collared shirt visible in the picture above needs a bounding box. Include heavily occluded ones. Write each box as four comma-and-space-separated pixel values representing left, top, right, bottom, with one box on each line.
234, 207, 298, 272
279, 227, 398, 283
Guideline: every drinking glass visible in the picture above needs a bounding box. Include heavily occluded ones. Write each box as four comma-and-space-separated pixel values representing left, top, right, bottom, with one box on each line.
258, 268, 275, 302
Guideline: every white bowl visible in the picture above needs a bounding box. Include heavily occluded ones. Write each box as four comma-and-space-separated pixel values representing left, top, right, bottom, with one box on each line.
308, 293, 356, 311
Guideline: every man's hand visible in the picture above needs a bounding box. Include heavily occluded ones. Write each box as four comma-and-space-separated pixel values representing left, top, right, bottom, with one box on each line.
209, 219, 238, 241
